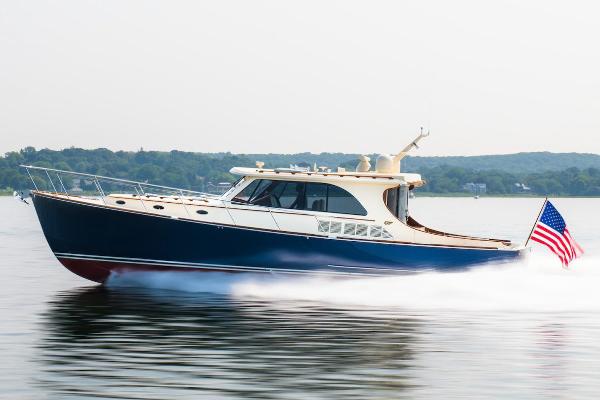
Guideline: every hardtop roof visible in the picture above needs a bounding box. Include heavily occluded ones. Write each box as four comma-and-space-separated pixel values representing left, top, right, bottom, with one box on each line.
230, 167, 424, 187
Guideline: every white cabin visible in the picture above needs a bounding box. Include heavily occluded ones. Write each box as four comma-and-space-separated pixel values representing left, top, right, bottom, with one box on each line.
217, 167, 518, 250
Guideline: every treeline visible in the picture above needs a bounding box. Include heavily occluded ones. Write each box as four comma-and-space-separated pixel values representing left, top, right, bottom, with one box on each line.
403, 152, 600, 173
413, 165, 600, 196
2, 147, 600, 196
1, 147, 251, 192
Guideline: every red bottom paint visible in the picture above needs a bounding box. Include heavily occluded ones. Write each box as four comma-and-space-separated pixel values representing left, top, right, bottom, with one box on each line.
57, 258, 237, 284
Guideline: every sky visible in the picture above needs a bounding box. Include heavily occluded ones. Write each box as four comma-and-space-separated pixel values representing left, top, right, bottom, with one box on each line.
0, 0, 599, 156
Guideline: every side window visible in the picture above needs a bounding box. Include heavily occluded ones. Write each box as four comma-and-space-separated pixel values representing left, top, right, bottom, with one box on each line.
327, 185, 367, 216
384, 187, 399, 217
234, 180, 366, 216
278, 182, 306, 209
384, 186, 409, 221
244, 180, 307, 210
306, 183, 327, 211
250, 180, 281, 207
232, 179, 261, 203
249, 180, 274, 203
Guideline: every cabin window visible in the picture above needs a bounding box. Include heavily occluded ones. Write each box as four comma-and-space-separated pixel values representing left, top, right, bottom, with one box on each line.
153, 205, 165, 210
235, 179, 366, 216
305, 183, 327, 211
384, 185, 409, 222
196, 209, 208, 215
278, 182, 306, 209
250, 180, 280, 207
326, 185, 367, 215
116, 200, 126, 205
385, 188, 398, 216
232, 179, 262, 203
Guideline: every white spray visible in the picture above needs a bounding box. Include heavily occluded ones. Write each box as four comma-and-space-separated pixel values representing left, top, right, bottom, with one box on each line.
106, 252, 600, 312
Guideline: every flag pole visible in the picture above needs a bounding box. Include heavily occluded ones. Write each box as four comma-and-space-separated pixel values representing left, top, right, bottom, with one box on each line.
524, 197, 547, 247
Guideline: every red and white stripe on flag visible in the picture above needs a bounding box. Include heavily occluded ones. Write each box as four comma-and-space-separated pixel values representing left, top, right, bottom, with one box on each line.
528, 200, 583, 267
530, 223, 575, 266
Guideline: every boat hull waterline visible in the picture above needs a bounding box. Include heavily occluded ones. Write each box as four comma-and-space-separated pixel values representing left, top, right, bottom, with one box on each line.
32, 192, 523, 283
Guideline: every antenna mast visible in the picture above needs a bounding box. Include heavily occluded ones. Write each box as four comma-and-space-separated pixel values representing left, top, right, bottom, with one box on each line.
393, 127, 430, 170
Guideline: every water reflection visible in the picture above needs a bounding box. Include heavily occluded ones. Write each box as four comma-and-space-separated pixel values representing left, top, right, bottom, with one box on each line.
36, 287, 422, 399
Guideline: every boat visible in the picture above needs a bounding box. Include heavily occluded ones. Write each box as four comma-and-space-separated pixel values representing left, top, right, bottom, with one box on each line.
23, 132, 524, 283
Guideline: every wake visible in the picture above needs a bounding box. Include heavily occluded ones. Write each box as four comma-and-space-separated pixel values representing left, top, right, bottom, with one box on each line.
106, 252, 600, 312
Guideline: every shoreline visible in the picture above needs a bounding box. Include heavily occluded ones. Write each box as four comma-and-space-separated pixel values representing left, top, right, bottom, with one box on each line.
2, 191, 598, 199
415, 192, 600, 198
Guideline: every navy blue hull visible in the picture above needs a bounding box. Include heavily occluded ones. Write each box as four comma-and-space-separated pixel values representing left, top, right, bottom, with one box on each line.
32, 192, 522, 283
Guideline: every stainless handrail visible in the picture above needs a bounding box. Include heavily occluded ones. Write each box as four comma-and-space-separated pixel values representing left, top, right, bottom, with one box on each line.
19, 164, 252, 227
20, 164, 214, 198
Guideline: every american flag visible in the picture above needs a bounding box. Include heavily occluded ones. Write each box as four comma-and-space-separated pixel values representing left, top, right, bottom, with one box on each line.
528, 200, 583, 266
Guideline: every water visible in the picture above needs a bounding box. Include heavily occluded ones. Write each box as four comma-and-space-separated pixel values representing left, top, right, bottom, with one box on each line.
1, 196, 600, 399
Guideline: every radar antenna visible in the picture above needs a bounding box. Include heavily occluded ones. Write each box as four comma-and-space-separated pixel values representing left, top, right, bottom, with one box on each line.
399, 127, 430, 157
393, 127, 430, 171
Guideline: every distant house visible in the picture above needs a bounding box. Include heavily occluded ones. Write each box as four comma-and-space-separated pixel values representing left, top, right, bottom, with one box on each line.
70, 178, 83, 193
462, 182, 487, 194
513, 182, 531, 193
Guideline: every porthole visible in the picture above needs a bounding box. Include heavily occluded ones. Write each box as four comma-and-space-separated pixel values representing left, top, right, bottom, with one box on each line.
153, 205, 165, 210
116, 200, 126, 205
196, 209, 208, 215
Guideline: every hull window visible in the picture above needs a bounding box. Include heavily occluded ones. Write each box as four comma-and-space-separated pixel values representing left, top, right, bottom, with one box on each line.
317, 220, 393, 239
344, 223, 357, 235
370, 226, 383, 238
330, 221, 342, 234
356, 224, 368, 236
318, 220, 330, 232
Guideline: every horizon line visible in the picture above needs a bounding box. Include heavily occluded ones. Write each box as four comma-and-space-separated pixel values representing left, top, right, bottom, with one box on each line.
5, 146, 600, 158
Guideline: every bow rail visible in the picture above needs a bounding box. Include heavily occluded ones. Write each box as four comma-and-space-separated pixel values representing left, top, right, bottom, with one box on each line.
20, 164, 222, 207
